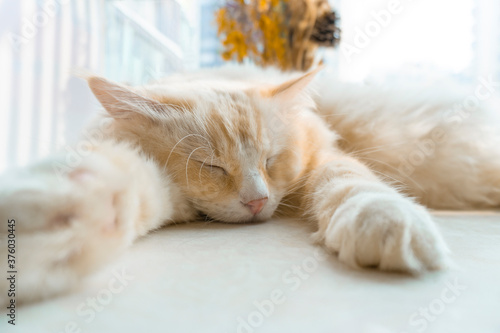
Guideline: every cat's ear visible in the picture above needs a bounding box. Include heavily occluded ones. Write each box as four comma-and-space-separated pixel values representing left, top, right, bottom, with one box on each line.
87, 76, 165, 119
264, 66, 323, 101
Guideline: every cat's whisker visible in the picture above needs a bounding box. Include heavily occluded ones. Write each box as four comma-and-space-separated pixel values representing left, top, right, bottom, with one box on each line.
198, 153, 214, 182
369, 169, 408, 188
185, 146, 206, 187
358, 156, 427, 194
165, 133, 212, 169
348, 142, 409, 156
277, 202, 301, 209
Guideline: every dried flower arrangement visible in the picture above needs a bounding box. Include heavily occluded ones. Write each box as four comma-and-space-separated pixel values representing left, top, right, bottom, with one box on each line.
216, 0, 340, 71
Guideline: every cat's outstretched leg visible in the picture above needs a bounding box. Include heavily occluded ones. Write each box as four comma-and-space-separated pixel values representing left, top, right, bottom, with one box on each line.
305, 153, 450, 273
0, 140, 192, 305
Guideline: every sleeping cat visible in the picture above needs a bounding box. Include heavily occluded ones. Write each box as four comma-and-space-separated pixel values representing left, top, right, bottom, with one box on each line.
1, 66, 499, 305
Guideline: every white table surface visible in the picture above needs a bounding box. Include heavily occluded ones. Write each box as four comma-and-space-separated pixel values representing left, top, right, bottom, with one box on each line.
2, 211, 500, 333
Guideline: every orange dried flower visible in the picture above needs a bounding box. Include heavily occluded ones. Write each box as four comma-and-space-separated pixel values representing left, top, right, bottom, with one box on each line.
215, 0, 338, 70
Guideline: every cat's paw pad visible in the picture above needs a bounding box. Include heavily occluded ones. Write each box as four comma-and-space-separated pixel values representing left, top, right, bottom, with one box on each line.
318, 193, 450, 273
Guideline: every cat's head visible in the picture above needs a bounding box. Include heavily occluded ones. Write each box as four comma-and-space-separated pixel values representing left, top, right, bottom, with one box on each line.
87, 68, 326, 223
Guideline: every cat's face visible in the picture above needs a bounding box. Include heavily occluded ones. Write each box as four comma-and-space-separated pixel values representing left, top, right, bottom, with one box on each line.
88, 69, 319, 223
153, 90, 305, 223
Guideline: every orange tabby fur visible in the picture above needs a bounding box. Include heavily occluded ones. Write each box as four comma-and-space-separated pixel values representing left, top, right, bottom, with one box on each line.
1, 66, 499, 305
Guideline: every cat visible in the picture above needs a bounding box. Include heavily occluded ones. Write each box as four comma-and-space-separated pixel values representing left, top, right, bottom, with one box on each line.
1, 65, 499, 306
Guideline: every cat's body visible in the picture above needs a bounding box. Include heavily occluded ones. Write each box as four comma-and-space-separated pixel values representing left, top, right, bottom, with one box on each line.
1, 66, 499, 305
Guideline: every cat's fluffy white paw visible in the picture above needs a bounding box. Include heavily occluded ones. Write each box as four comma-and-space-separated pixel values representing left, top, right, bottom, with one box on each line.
0, 154, 135, 305
316, 193, 450, 273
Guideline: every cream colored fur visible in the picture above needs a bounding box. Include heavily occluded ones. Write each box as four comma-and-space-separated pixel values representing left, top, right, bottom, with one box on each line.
0, 66, 499, 306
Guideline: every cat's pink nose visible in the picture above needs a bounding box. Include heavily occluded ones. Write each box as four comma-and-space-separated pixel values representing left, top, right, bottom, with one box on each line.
245, 198, 268, 215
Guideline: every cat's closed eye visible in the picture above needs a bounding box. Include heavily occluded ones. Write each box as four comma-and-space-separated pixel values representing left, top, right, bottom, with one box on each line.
196, 161, 227, 175
206, 164, 227, 175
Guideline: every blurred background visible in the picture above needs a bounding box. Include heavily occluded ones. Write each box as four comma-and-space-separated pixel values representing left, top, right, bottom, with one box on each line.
0, 0, 499, 172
